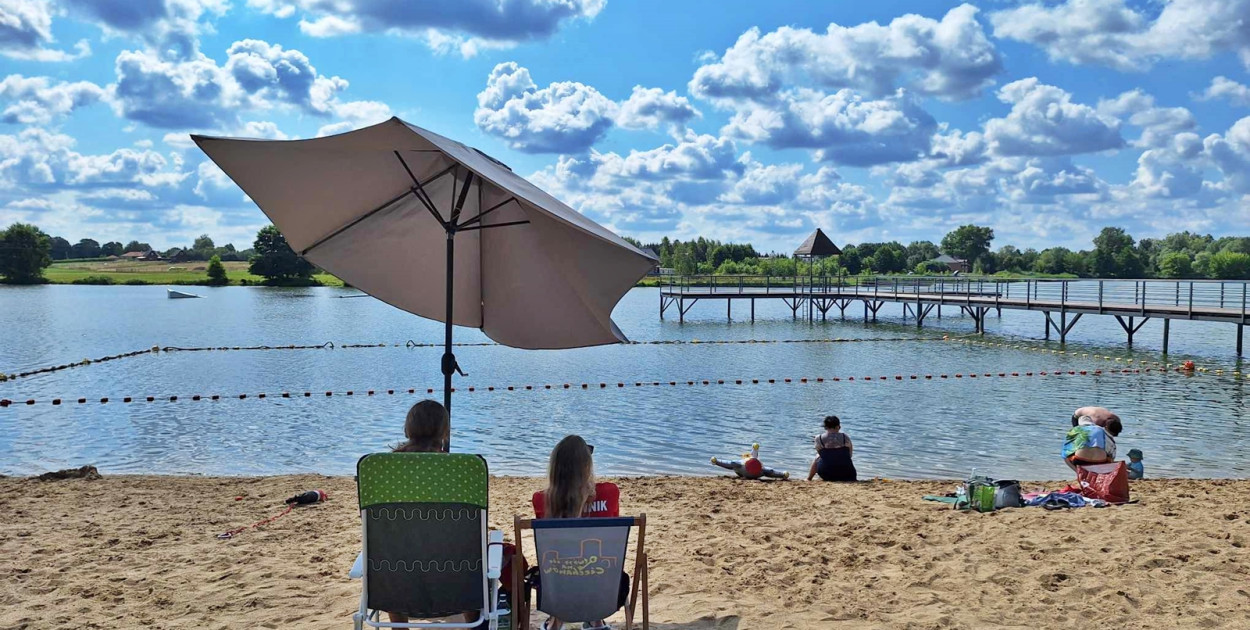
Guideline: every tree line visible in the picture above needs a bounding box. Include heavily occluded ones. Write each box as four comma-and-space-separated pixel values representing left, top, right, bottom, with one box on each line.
0, 223, 316, 285
42, 233, 254, 262
631, 226, 1250, 281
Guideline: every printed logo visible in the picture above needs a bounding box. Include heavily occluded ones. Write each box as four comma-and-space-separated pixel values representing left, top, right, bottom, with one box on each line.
542, 538, 619, 577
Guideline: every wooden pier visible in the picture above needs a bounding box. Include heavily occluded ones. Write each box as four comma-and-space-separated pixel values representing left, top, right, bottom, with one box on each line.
659, 275, 1250, 355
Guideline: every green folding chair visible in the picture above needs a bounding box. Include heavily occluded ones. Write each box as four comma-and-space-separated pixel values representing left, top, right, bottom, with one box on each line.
351, 453, 508, 629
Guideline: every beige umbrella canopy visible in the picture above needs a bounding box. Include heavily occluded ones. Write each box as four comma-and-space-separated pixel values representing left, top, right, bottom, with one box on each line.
193, 117, 656, 415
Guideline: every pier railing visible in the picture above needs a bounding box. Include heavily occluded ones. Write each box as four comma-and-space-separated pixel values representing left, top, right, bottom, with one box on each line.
662, 275, 1250, 318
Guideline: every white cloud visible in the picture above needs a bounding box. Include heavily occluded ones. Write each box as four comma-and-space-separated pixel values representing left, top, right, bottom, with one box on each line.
719, 159, 801, 205
0, 127, 184, 190
722, 88, 937, 166
1204, 116, 1250, 194
689, 4, 1001, 103
991, 0, 1250, 71
250, 0, 605, 58
984, 78, 1123, 157
1198, 76, 1250, 106
474, 62, 617, 153
0, 0, 90, 62
616, 86, 700, 132
111, 39, 379, 131
63, 0, 229, 59
0, 74, 107, 124
224, 39, 347, 115
1098, 89, 1195, 149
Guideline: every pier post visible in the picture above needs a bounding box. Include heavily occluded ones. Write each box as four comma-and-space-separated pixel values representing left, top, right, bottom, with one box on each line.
679, 297, 684, 324
751, 299, 755, 323
1238, 325, 1244, 356
727, 299, 731, 321
1044, 311, 1051, 340
1163, 319, 1170, 354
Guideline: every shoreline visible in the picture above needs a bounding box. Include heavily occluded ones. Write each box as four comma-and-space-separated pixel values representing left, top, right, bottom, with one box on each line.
5, 474, 1250, 629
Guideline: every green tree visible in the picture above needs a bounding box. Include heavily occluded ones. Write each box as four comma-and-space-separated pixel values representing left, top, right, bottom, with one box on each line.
1033, 247, 1071, 275
49, 236, 71, 260
124, 240, 150, 253
193, 234, 215, 250
940, 225, 994, 267
839, 246, 863, 275
101, 241, 124, 257
0, 222, 52, 284
71, 238, 101, 259
1156, 252, 1193, 279
1091, 227, 1137, 278
1207, 251, 1250, 280
206, 254, 229, 285
904, 241, 940, 270
248, 225, 314, 282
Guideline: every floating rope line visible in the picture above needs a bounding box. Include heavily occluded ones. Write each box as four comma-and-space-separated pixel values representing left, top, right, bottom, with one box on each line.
0, 336, 950, 383
953, 338, 1242, 377
1, 366, 1206, 407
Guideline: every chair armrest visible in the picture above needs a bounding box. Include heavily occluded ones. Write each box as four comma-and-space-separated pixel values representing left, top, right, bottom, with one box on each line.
486, 530, 504, 579
349, 551, 363, 579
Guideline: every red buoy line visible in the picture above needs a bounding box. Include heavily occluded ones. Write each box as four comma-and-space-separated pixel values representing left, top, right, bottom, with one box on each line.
0, 366, 1197, 408
0, 336, 955, 383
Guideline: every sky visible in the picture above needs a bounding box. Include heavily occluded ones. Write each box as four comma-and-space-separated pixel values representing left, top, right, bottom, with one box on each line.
0, 0, 1248, 253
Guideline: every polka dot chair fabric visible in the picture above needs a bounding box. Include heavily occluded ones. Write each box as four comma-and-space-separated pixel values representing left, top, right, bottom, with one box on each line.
356, 453, 488, 509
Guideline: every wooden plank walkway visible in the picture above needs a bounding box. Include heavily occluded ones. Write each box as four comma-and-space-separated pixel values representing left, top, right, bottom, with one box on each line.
658, 276, 1250, 354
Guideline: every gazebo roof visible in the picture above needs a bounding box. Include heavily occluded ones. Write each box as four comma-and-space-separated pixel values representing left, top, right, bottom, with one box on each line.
794, 228, 841, 257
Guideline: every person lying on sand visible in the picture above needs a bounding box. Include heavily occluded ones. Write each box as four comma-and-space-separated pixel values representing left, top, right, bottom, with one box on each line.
1062, 406, 1122, 472
807, 415, 857, 482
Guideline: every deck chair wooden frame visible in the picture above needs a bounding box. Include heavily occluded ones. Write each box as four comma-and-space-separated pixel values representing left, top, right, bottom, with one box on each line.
350, 453, 508, 630
512, 514, 649, 630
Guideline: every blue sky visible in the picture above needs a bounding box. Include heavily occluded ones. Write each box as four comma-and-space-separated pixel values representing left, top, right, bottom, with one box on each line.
1, 0, 1248, 252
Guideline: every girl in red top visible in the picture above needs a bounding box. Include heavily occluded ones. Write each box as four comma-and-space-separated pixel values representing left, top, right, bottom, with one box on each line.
531, 436, 619, 518
531, 435, 625, 630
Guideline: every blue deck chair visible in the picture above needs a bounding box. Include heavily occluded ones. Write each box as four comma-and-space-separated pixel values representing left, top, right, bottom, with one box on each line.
512, 515, 649, 630
350, 453, 508, 630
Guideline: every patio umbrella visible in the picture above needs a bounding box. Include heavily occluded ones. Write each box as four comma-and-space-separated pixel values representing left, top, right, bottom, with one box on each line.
192, 117, 656, 418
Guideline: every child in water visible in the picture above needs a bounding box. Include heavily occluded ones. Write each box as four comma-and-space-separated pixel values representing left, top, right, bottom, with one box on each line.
1127, 448, 1144, 479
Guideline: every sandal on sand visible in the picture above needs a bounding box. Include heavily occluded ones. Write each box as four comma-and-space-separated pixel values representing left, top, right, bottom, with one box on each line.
583, 623, 610, 630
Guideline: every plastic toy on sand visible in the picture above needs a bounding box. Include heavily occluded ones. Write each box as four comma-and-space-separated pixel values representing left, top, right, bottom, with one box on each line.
711, 443, 789, 480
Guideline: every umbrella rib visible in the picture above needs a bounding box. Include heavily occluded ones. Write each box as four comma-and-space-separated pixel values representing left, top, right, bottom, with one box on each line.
395, 152, 455, 227
458, 219, 530, 232
457, 196, 518, 229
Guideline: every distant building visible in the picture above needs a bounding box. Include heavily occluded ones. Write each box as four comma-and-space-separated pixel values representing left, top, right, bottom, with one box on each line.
121, 250, 161, 261
930, 254, 968, 273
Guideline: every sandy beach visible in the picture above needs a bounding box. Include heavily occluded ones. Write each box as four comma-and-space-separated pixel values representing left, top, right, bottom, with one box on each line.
3, 473, 1250, 629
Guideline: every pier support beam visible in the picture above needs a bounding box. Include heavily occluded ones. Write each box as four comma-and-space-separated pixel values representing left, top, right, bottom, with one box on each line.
750, 299, 755, 323
1162, 318, 1170, 354
1044, 312, 1082, 344
1238, 324, 1243, 356
727, 299, 731, 321
915, 303, 935, 328
1113, 315, 1150, 347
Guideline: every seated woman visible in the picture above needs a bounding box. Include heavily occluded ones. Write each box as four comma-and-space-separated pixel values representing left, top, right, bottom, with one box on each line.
387, 400, 477, 626
531, 436, 626, 630
1062, 407, 1122, 472
807, 415, 857, 482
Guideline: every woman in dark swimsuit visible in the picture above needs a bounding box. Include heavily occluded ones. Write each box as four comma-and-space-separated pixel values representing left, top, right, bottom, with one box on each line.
807, 415, 857, 482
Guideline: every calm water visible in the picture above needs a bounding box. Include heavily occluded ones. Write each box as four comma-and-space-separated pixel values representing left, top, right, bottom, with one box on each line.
1, 284, 1246, 480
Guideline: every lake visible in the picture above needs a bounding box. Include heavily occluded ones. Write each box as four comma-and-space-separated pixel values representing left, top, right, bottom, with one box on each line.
1, 284, 1246, 480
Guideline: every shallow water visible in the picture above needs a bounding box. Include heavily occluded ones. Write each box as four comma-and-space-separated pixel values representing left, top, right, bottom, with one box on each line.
1, 284, 1246, 480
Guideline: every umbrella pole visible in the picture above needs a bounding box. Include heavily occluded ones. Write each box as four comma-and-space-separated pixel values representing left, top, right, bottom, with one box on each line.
442, 231, 456, 421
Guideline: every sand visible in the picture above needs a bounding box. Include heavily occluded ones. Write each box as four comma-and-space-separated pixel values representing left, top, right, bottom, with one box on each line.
3, 474, 1250, 630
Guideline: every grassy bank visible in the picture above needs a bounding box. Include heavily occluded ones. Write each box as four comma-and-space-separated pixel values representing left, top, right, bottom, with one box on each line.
37, 260, 344, 287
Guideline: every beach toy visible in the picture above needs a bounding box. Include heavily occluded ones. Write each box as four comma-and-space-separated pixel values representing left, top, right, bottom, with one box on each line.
710, 443, 789, 480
